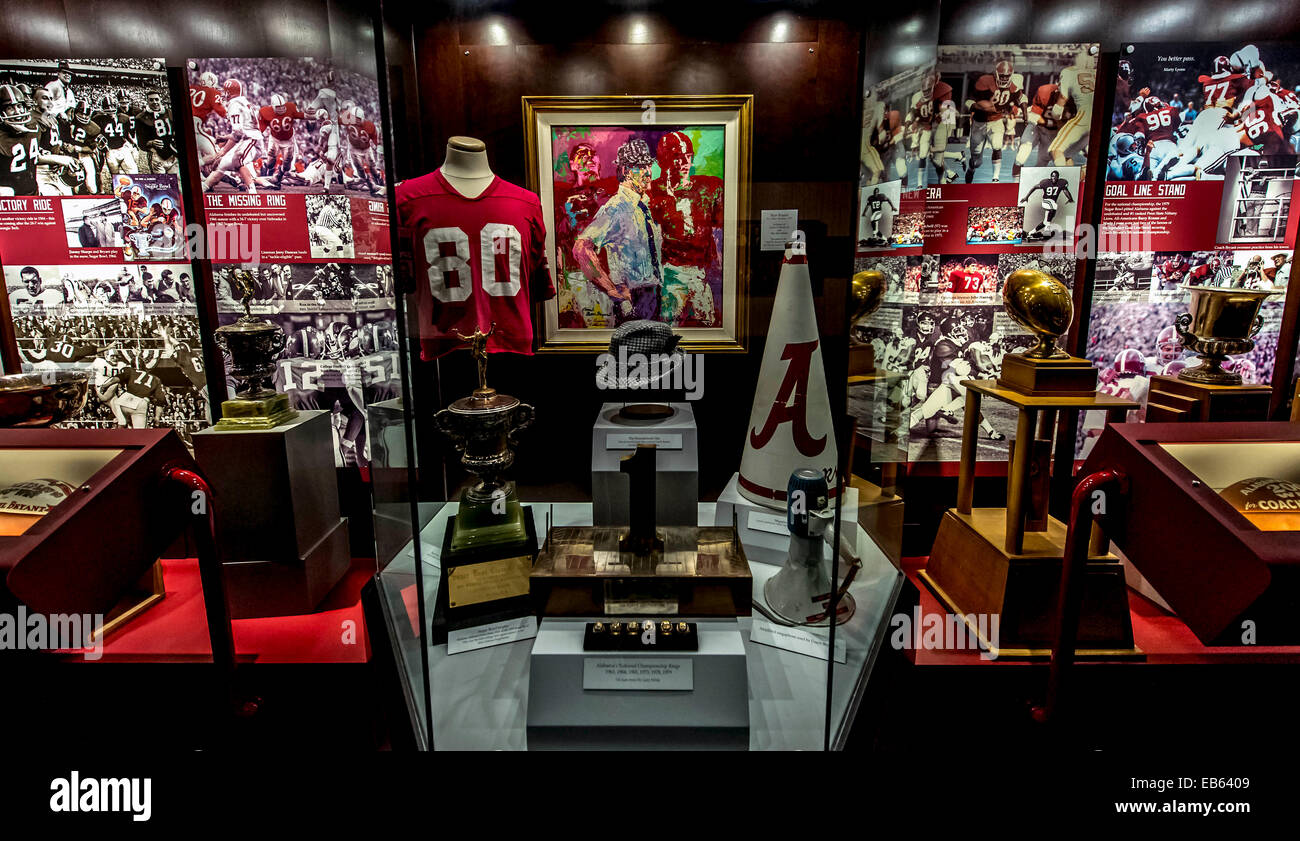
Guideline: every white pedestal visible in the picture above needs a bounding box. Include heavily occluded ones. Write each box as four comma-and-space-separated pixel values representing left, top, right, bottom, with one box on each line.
526, 617, 749, 750
591, 402, 698, 527
714, 472, 859, 567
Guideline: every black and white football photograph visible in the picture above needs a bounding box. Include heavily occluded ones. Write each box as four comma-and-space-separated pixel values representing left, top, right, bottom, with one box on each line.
1092, 251, 1154, 301
997, 252, 1077, 290
228, 309, 400, 469
855, 255, 907, 304
905, 253, 940, 295
1216, 154, 1298, 243
10, 305, 208, 440
306, 193, 355, 258
857, 180, 902, 249
900, 304, 1017, 462
1016, 165, 1080, 242
0, 58, 175, 197
187, 57, 385, 199
62, 197, 123, 249
219, 263, 394, 310
282, 262, 393, 307
4, 262, 195, 311
847, 303, 911, 444
932, 43, 1098, 185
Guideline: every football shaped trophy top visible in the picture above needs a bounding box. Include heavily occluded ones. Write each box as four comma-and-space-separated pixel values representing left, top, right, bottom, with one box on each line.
1001, 268, 1072, 359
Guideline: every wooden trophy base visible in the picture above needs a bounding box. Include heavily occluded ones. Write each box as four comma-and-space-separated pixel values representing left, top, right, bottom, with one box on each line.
919, 509, 1138, 658
1146, 375, 1271, 423
848, 343, 876, 376
997, 353, 1099, 397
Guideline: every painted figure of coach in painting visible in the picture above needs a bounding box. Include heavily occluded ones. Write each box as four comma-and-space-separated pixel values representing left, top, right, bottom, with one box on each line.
574, 138, 663, 324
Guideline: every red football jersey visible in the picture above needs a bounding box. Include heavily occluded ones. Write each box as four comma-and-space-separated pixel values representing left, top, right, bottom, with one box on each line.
1199, 71, 1251, 108
258, 103, 305, 141
1138, 105, 1181, 143
189, 84, 226, 121
972, 74, 1023, 122
347, 121, 378, 151
1187, 262, 1216, 284
949, 268, 985, 294
397, 170, 555, 359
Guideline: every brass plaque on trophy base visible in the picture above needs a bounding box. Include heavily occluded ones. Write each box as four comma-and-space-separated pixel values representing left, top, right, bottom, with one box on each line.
996, 353, 1099, 397
430, 506, 539, 644
530, 525, 752, 617
214, 392, 300, 430
447, 554, 533, 609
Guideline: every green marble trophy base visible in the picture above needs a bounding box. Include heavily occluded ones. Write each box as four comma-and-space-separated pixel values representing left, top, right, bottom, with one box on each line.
449, 482, 530, 556
214, 392, 300, 431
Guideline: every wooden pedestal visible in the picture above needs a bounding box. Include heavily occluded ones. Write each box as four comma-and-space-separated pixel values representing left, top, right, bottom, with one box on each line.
924, 380, 1141, 658
849, 476, 905, 565
921, 509, 1136, 657
1146, 375, 1272, 423
848, 343, 876, 376
997, 353, 1099, 397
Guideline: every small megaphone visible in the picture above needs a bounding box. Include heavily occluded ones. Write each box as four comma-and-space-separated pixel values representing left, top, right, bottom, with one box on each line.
762, 468, 857, 626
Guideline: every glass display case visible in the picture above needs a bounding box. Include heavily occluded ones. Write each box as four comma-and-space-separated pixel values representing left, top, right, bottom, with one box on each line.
363, 28, 910, 744
367, 232, 909, 748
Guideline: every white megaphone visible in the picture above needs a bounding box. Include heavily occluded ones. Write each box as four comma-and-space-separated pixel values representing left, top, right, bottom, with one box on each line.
762, 468, 856, 626
738, 231, 838, 508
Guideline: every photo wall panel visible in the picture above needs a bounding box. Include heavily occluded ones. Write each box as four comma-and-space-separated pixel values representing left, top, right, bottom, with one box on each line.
856, 45, 1099, 465
0, 58, 207, 442
186, 57, 398, 469
1087, 41, 1300, 442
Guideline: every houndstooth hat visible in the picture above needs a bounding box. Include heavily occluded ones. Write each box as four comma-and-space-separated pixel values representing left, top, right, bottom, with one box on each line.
600, 320, 684, 389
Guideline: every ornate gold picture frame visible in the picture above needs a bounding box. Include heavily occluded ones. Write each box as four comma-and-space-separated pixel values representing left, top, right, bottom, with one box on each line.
523, 95, 752, 352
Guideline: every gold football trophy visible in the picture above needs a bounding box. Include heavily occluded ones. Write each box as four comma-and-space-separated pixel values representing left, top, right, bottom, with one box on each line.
996, 268, 1098, 396
213, 270, 298, 430
920, 268, 1139, 656
434, 325, 534, 555
848, 269, 886, 376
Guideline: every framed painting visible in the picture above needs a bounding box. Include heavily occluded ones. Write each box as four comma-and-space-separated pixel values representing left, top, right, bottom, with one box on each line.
523, 95, 752, 352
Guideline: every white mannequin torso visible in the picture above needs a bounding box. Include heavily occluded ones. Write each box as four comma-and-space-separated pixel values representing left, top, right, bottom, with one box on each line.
440, 136, 495, 198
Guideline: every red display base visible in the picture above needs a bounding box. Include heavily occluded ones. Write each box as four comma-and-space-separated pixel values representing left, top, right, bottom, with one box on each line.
903, 558, 1300, 666
53, 557, 374, 664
